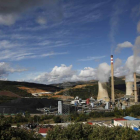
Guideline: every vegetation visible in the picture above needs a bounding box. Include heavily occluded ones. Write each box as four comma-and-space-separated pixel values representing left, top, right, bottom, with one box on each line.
0, 80, 61, 92
0, 112, 54, 124
0, 96, 18, 104
0, 82, 32, 97
53, 116, 61, 123
1, 104, 140, 125
0, 121, 41, 140
46, 123, 140, 140
58, 83, 125, 99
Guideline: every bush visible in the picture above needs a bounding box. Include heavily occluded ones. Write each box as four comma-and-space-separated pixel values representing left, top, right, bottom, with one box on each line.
46, 123, 140, 140
53, 116, 61, 123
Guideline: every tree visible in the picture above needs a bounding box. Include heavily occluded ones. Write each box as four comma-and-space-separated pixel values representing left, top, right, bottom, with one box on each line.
46, 123, 140, 140
53, 116, 61, 123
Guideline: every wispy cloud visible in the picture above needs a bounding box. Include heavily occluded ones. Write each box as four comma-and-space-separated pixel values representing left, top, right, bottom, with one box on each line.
115, 41, 133, 53
110, 0, 128, 53
78, 56, 106, 61
63, 1, 110, 25
0, 39, 68, 61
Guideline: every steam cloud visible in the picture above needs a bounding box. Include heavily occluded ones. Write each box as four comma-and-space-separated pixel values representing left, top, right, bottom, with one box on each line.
96, 63, 111, 83
0, 0, 61, 25
110, 0, 127, 53
125, 55, 140, 82
137, 21, 140, 33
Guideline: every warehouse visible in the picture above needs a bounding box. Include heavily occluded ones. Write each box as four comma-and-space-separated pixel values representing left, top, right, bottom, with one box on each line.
113, 116, 140, 131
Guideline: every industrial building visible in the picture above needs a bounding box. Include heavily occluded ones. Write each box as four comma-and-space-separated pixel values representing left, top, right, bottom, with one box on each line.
113, 116, 140, 131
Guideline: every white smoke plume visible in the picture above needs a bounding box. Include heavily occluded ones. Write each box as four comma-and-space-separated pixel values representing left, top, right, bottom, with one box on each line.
124, 19, 140, 81
0, 0, 61, 25
110, 0, 127, 53
125, 55, 140, 82
137, 21, 140, 33
125, 73, 134, 82
96, 63, 111, 83
114, 58, 122, 69
133, 36, 140, 71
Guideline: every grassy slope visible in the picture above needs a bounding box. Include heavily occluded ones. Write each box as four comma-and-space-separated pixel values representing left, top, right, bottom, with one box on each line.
0, 80, 61, 104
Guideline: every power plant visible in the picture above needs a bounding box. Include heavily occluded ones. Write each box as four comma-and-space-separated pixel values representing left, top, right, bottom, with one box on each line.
97, 82, 110, 102
55, 55, 138, 114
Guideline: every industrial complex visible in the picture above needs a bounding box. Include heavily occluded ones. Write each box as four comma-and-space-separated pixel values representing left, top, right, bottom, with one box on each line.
56, 55, 140, 117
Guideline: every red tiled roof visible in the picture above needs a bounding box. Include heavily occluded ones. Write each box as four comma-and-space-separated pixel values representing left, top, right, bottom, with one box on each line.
114, 118, 126, 121
39, 128, 49, 134
87, 122, 93, 125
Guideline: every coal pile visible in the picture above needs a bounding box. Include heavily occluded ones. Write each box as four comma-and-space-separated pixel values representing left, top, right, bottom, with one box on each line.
0, 98, 58, 114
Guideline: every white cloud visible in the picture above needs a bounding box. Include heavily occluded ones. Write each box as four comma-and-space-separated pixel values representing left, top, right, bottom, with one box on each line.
33, 64, 103, 84
31, 56, 140, 84
115, 41, 133, 53
0, 62, 27, 78
78, 56, 106, 61
36, 17, 47, 25
34, 64, 76, 84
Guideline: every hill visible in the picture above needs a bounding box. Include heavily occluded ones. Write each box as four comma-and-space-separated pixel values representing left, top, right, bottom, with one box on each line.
57, 77, 126, 99
0, 91, 20, 97
0, 80, 62, 104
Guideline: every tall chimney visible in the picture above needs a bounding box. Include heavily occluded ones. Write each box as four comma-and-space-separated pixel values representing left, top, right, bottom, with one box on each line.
134, 72, 138, 103
111, 55, 115, 103
97, 82, 110, 102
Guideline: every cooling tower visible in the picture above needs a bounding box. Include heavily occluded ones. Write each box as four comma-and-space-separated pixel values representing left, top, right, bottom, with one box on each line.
111, 55, 115, 103
97, 82, 110, 102
126, 82, 133, 96
134, 72, 138, 102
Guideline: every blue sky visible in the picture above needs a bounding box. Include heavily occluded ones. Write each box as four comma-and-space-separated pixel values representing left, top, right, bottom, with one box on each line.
0, 0, 140, 84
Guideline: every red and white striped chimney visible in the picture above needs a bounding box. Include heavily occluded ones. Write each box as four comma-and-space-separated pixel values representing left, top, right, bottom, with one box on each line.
111, 55, 113, 64
111, 55, 115, 103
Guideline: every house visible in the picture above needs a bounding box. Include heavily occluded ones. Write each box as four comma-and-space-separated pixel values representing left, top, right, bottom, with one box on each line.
38, 128, 50, 138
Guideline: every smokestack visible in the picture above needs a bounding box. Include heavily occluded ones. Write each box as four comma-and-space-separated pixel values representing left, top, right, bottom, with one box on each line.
126, 82, 133, 96
134, 72, 138, 102
111, 55, 115, 102
97, 82, 110, 101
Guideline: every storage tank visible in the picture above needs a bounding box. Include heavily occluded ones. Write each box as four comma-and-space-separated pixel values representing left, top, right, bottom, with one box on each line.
126, 81, 133, 96
91, 102, 94, 108
105, 102, 110, 109
97, 82, 110, 102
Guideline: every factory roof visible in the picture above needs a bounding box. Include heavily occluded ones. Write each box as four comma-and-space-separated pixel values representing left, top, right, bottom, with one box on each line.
123, 116, 140, 120
113, 118, 126, 121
